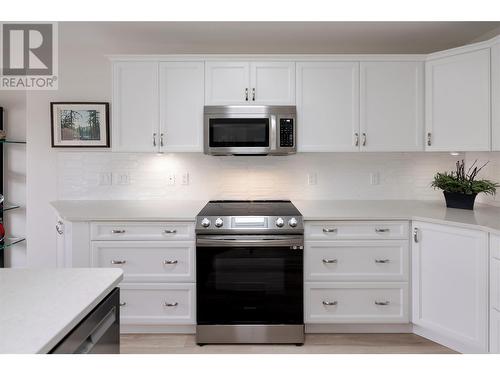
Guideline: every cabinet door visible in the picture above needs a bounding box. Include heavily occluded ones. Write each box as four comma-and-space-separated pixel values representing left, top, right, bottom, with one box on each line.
411, 221, 488, 353
205, 61, 250, 105
159, 62, 204, 152
425, 49, 491, 151
492, 43, 500, 151
249, 62, 295, 104
360, 62, 424, 151
296, 62, 360, 152
112, 61, 159, 152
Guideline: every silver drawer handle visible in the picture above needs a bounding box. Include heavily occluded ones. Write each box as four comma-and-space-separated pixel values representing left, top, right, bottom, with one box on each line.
322, 300, 338, 306
374, 259, 390, 264
111, 229, 126, 234
375, 301, 390, 306
163, 260, 178, 265
56, 221, 64, 235
165, 302, 178, 307
164, 229, 177, 234
323, 228, 337, 233
322, 258, 338, 264
110, 260, 126, 265
119, 302, 126, 307
375, 228, 390, 233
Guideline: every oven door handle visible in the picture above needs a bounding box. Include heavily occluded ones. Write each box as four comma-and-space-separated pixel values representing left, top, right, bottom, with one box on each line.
196, 236, 304, 248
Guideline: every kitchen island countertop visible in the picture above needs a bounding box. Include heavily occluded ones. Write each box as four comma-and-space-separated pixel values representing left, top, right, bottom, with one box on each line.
0, 268, 123, 354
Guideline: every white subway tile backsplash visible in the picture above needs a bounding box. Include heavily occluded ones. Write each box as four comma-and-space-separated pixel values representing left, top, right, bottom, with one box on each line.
57, 152, 462, 201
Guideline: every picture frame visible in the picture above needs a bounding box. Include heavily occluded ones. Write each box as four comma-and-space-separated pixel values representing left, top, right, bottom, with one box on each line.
50, 102, 110, 147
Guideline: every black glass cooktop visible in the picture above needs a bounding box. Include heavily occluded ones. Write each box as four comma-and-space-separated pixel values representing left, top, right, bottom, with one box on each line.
198, 200, 302, 217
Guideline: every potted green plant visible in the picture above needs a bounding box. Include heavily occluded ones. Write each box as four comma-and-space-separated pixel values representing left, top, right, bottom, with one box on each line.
431, 160, 499, 210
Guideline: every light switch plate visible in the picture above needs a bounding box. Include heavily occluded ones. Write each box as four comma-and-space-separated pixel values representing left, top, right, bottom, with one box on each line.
370, 172, 380, 185
115, 172, 130, 185
181, 172, 189, 185
99, 172, 112, 186
307, 173, 318, 185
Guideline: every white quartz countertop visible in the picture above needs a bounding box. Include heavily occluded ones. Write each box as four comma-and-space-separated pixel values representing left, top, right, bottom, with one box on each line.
294, 200, 500, 235
51, 200, 206, 221
50, 199, 500, 235
0, 268, 123, 354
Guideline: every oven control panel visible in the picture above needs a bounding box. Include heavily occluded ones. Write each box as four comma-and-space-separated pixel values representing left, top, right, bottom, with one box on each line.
195, 215, 303, 234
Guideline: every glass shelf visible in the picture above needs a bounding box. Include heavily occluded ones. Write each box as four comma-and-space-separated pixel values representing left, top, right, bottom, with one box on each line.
0, 139, 26, 144
0, 237, 26, 250
1, 203, 21, 212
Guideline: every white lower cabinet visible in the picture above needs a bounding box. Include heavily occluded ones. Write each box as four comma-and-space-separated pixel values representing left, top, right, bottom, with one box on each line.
490, 234, 500, 353
412, 221, 488, 353
120, 283, 196, 325
304, 220, 411, 329
305, 282, 409, 323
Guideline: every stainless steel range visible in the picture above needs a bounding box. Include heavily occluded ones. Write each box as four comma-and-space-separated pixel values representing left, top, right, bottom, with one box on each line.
195, 200, 304, 345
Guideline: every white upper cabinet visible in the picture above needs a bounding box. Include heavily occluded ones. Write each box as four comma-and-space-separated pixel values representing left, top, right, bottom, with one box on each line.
112, 61, 159, 152
250, 62, 295, 104
296, 62, 360, 152
425, 49, 491, 151
159, 62, 204, 152
360, 62, 424, 151
205, 61, 250, 105
411, 221, 488, 353
492, 42, 500, 151
205, 61, 295, 105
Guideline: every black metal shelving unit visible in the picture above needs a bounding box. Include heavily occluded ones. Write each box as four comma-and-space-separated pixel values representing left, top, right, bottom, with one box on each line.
0, 107, 27, 268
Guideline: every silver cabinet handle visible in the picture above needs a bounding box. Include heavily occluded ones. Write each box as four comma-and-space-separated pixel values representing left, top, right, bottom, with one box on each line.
322, 258, 338, 264
164, 302, 178, 307
413, 228, 419, 243
56, 220, 64, 235
252, 88, 255, 101
362, 132, 367, 146
245, 88, 249, 101
111, 229, 126, 234
119, 302, 126, 307
323, 228, 337, 233
375, 259, 390, 264
375, 228, 390, 233
153, 132, 157, 147
375, 301, 390, 306
427, 132, 432, 146
354, 132, 359, 147
110, 260, 126, 265
160, 133, 164, 147
163, 260, 178, 265
163, 229, 177, 234
322, 300, 338, 306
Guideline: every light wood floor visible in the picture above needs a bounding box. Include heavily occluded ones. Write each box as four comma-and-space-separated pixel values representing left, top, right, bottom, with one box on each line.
120, 334, 456, 354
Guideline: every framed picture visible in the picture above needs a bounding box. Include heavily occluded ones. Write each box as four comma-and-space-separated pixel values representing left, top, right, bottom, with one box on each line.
51, 102, 110, 147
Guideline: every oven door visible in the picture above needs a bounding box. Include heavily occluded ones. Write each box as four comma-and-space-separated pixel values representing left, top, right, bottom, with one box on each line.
204, 115, 275, 155
196, 235, 303, 325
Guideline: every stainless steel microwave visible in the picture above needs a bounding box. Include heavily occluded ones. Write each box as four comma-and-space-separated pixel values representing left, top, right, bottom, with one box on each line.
204, 105, 297, 156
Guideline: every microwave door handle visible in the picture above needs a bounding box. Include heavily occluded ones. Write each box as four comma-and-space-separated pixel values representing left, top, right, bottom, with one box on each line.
270, 115, 277, 151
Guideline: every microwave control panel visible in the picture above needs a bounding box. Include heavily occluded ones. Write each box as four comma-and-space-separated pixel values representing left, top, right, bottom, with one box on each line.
279, 118, 294, 148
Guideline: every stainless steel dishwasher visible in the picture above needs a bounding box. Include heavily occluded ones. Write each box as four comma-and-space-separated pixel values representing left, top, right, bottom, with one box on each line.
49, 288, 120, 354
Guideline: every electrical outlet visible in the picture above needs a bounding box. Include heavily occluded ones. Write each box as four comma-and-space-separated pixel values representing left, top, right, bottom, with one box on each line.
167, 173, 176, 186
370, 172, 380, 185
307, 173, 318, 185
99, 172, 112, 186
115, 173, 130, 185
181, 172, 189, 185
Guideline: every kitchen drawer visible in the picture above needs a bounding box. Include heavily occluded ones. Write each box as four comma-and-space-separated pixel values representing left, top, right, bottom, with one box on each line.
91, 241, 195, 282
305, 221, 409, 240
119, 283, 195, 325
490, 308, 500, 353
305, 240, 409, 281
90, 221, 195, 241
305, 282, 409, 323
491, 257, 500, 312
